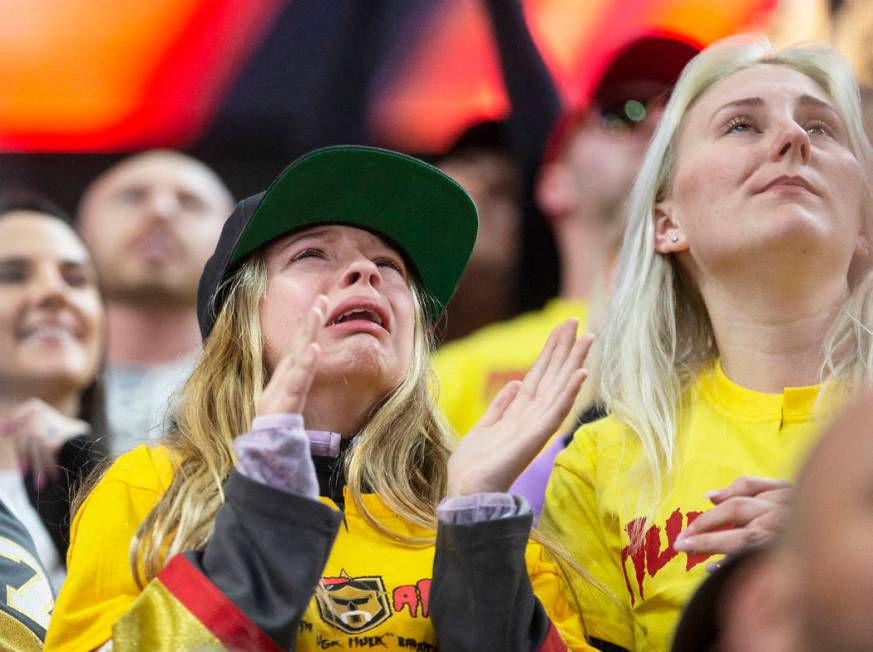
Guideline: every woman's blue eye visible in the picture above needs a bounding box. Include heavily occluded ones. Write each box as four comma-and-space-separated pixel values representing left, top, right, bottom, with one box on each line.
725, 117, 755, 134
805, 121, 833, 137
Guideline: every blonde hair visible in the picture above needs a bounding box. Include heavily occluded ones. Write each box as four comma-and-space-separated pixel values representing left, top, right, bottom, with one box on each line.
131, 255, 454, 585
593, 35, 873, 516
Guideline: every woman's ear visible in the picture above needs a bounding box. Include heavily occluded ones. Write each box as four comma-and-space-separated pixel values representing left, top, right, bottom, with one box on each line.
653, 200, 688, 253
854, 233, 871, 260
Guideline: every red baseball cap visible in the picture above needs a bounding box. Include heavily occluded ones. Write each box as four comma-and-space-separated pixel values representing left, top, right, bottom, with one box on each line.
543, 32, 701, 164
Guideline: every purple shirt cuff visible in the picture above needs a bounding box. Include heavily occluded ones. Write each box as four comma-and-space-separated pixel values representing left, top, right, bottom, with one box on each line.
508, 435, 567, 519
436, 493, 531, 525
249, 414, 342, 458
235, 413, 322, 499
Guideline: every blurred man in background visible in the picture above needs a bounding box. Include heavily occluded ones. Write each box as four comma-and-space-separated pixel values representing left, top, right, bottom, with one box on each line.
434, 34, 699, 440
77, 150, 233, 455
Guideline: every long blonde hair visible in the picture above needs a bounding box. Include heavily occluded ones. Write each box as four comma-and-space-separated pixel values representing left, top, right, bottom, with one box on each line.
594, 35, 873, 514
131, 255, 454, 585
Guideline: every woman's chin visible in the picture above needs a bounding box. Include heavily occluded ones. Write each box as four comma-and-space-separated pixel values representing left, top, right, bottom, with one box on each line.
317, 344, 399, 391
5, 366, 90, 396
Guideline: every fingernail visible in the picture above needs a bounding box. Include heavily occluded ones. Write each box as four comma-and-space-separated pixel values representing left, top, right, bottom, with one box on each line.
704, 489, 723, 499
673, 538, 693, 551
36, 472, 45, 490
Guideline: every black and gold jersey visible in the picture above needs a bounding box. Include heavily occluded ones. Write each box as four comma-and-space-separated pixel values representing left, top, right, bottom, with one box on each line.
0, 498, 54, 651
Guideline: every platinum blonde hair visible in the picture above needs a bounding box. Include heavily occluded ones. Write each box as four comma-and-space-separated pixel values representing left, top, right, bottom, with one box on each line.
594, 35, 873, 512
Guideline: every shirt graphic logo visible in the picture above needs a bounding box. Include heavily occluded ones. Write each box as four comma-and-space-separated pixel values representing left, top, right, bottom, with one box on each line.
316, 570, 392, 634
621, 508, 712, 604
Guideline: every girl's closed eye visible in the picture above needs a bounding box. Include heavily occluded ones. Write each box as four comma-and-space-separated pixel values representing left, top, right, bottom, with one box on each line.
375, 257, 405, 276
290, 247, 328, 263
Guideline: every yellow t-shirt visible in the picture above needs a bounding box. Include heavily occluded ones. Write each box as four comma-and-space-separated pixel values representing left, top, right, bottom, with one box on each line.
540, 362, 827, 652
47, 445, 593, 651
433, 298, 588, 436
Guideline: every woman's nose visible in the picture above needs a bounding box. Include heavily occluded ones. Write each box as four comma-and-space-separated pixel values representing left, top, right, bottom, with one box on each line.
770, 121, 811, 165
341, 258, 382, 289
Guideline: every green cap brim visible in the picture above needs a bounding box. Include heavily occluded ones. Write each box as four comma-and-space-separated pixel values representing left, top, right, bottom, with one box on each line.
230, 146, 478, 320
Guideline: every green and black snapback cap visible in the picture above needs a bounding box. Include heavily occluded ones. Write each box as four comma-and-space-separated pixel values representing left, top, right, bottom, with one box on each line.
197, 145, 479, 339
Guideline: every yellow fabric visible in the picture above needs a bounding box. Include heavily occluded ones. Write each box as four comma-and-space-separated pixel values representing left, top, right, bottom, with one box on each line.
433, 298, 588, 436
112, 578, 223, 651
45, 445, 174, 652
47, 444, 593, 651
541, 362, 827, 652
0, 608, 43, 652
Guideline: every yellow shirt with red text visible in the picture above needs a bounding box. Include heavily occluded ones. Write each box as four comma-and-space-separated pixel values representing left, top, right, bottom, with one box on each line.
433, 298, 588, 436
47, 445, 592, 651
540, 362, 827, 651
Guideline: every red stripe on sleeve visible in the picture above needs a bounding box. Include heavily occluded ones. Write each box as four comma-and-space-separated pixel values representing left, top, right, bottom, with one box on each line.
538, 621, 569, 652
157, 554, 283, 652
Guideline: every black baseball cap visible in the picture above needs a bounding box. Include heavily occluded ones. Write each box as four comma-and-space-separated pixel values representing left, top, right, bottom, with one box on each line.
197, 145, 479, 339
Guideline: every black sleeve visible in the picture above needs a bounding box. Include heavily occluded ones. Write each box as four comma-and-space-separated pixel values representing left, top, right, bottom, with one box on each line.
482, 0, 563, 179
430, 512, 559, 651
184, 470, 342, 649
26, 432, 108, 560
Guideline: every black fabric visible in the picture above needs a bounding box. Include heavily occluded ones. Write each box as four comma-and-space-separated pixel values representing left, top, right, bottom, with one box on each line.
197, 191, 265, 339
483, 0, 562, 181
430, 512, 552, 651
589, 638, 630, 652
24, 432, 107, 560
189, 470, 342, 650
568, 402, 607, 442
484, 0, 563, 310
312, 436, 356, 509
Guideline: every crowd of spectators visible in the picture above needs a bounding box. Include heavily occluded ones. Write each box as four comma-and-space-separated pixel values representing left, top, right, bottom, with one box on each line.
1, 2, 873, 651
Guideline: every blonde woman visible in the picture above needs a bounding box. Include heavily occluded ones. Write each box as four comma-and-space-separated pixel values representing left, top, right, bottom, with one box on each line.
46, 146, 594, 651
540, 36, 873, 652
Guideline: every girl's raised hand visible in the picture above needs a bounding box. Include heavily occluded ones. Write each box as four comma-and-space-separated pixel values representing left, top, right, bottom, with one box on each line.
447, 319, 593, 496
256, 295, 327, 417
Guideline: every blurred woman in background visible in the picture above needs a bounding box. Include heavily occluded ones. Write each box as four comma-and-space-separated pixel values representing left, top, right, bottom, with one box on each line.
0, 194, 107, 591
